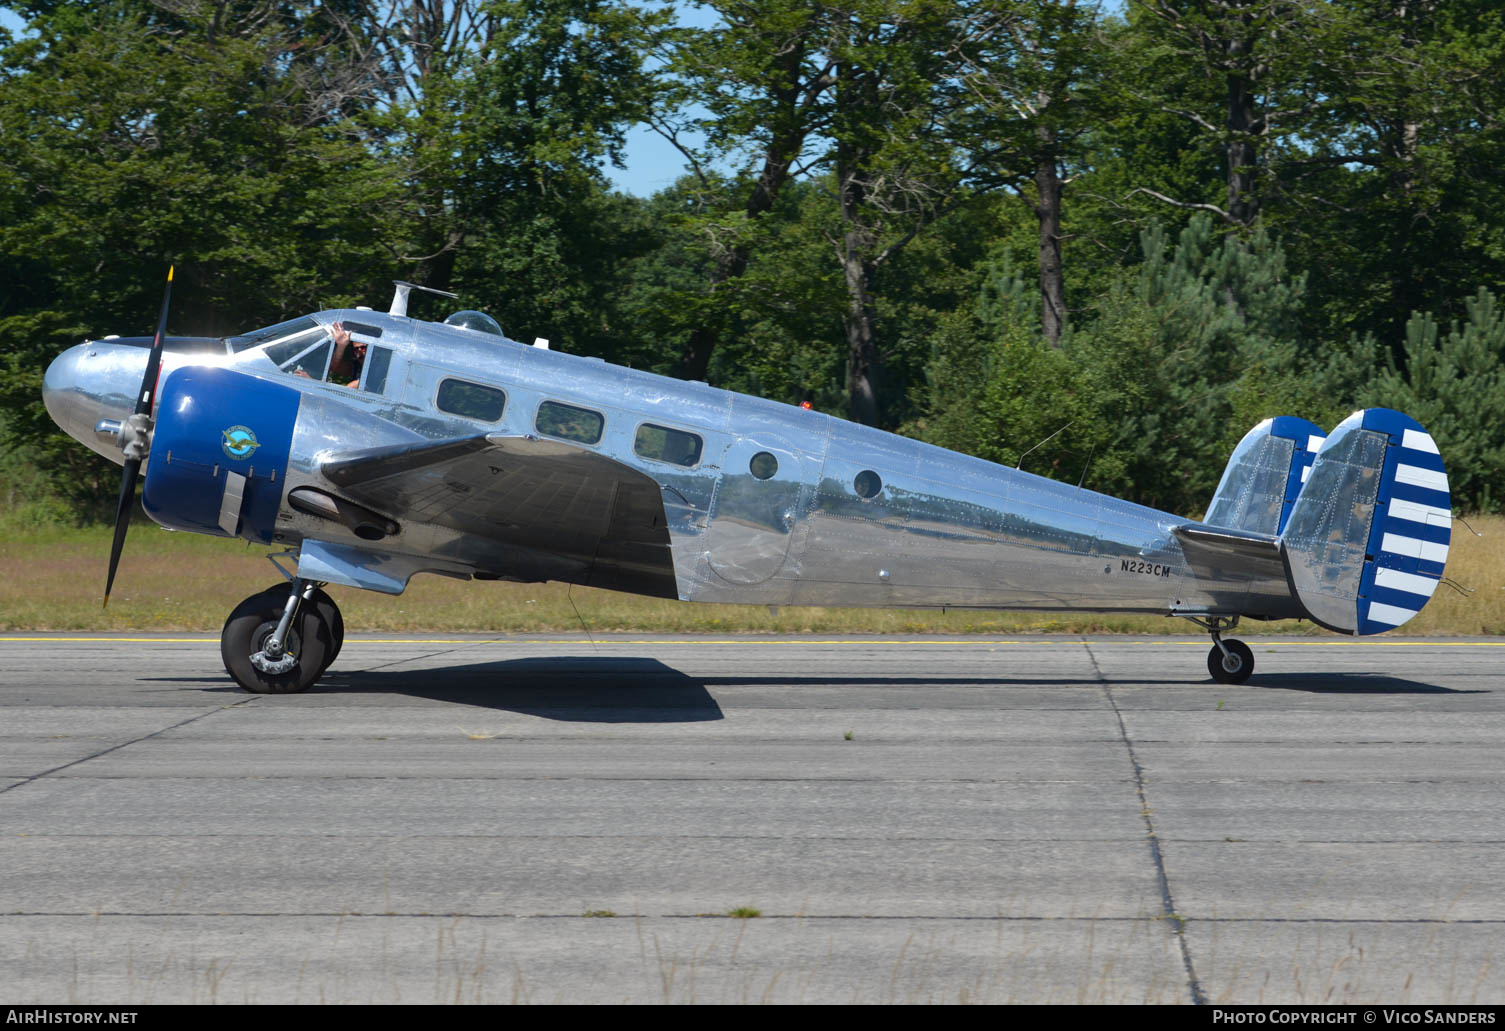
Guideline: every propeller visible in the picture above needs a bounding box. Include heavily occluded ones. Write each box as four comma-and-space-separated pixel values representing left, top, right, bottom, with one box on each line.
103, 265, 173, 608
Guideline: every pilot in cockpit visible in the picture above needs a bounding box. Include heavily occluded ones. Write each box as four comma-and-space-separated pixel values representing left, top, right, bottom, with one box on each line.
326, 321, 364, 389
287, 321, 363, 389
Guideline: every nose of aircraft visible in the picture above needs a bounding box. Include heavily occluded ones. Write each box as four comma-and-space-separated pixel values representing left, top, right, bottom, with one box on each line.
42, 342, 148, 466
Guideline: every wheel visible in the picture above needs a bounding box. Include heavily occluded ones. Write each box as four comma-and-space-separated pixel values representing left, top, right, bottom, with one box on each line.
220, 584, 332, 694
1207, 638, 1254, 685
308, 588, 344, 673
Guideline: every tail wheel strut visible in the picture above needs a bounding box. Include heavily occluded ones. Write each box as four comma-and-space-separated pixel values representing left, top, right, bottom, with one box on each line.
1179, 614, 1255, 685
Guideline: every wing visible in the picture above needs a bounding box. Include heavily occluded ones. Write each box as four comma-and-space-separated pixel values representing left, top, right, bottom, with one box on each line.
321, 433, 677, 597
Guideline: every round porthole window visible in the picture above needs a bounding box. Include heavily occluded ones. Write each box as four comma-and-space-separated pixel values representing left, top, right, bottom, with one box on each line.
854, 470, 882, 498
749, 451, 779, 480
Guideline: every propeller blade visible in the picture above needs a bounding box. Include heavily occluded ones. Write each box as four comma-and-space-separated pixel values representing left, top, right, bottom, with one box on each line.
103, 458, 142, 608
104, 264, 173, 607
135, 265, 174, 416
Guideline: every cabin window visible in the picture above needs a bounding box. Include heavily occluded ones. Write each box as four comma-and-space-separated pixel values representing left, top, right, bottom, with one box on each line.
437, 378, 507, 421
536, 400, 603, 444
749, 452, 778, 480
634, 423, 703, 467
854, 470, 883, 498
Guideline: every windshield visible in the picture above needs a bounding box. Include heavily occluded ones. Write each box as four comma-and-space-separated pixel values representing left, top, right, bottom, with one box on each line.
227, 316, 321, 354
230, 315, 393, 395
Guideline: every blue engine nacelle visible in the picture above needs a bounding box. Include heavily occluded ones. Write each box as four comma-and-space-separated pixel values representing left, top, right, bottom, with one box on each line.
143, 366, 301, 542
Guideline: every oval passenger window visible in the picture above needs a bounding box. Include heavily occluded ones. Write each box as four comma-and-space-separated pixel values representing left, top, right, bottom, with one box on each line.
749, 452, 778, 480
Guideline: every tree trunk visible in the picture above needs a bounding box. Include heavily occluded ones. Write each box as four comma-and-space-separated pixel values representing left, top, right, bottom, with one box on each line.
1034, 139, 1065, 346
837, 138, 881, 426
1224, 25, 1260, 228
842, 244, 881, 427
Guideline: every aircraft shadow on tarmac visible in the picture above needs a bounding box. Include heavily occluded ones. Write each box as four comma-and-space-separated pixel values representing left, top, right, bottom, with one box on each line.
690, 672, 1473, 692
149, 656, 1476, 714
315, 656, 727, 722
1241, 672, 1482, 694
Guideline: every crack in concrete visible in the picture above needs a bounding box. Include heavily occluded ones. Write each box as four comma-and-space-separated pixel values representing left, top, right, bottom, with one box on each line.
1081, 637, 1207, 1006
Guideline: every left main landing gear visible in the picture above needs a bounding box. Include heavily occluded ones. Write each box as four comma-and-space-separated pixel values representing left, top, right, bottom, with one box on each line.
220, 580, 343, 694
1182, 615, 1254, 685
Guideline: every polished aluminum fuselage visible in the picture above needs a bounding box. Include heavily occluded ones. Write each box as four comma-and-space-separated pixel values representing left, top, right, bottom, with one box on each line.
44, 309, 1250, 615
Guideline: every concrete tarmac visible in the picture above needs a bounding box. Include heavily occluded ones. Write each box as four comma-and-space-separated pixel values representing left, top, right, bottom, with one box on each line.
1, 633, 1501, 1004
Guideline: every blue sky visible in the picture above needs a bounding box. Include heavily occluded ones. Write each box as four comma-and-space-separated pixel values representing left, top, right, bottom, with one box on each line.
608, 121, 701, 197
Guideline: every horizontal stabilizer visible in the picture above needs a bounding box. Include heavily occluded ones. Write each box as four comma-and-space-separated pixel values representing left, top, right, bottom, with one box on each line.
1172, 523, 1280, 561
1171, 522, 1297, 621
1280, 409, 1451, 635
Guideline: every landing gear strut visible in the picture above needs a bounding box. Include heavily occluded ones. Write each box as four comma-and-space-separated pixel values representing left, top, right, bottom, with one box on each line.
1181, 615, 1254, 685
220, 580, 343, 693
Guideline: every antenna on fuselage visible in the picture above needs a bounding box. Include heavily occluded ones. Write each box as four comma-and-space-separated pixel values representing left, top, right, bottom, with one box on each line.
389, 280, 460, 317
1015, 420, 1074, 472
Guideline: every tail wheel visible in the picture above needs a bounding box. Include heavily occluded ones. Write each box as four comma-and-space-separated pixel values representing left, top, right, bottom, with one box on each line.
1207, 639, 1254, 685
221, 584, 331, 694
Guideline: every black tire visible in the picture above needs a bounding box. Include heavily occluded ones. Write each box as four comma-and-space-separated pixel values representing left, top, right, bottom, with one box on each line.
308, 588, 344, 673
220, 584, 332, 694
1207, 639, 1254, 685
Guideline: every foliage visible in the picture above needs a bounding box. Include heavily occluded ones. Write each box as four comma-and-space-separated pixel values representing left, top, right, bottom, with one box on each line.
920, 214, 1331, 512
1368, 290, 1505, 512
4, 0, 1505, 520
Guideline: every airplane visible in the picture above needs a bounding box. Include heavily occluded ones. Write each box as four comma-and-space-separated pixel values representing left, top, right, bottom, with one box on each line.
41, 270, 1455, 693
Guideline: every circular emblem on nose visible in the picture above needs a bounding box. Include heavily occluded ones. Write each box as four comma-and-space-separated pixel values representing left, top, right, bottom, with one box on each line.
221, 425, 261, 460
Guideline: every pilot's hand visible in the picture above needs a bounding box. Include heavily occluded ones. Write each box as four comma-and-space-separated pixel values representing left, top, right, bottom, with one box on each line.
331, 321, 351, 348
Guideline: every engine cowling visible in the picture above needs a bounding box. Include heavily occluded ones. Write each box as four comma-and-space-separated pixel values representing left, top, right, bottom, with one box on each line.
142, 366, 301, 542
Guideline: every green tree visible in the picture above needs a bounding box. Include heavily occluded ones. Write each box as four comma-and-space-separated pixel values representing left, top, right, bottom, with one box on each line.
0, 0, 403, 515
365, 0, 666, 339
1289, 0, 1505, 350
657, 0, 840, 382
1368, 289, 1505, 512
958, 0, 1110, 345
921, 214, 1328, 513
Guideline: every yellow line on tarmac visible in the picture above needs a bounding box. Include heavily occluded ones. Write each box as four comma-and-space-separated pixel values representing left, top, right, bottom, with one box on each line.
0, 637, 218, 643
2, 636, 1504, 648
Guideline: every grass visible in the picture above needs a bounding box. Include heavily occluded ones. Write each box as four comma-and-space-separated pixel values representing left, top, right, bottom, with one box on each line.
2, 508, 1501, 635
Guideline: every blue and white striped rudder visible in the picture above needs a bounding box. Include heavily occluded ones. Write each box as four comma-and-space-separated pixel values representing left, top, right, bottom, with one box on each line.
1279, 409, 1451, 636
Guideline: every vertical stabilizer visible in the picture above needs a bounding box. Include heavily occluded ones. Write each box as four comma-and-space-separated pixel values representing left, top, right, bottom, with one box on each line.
1279, 409, 1451, 635
1205, 416, 1326, 536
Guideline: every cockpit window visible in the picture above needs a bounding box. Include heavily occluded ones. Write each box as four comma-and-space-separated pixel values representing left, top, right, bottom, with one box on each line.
264, 327, 331, 369
280, 339, 332, 379
341, 320, 383, 340
227, 316, 320, 353
361, 347, 392, 395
